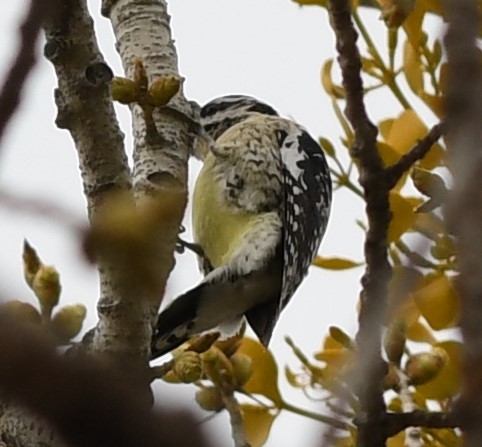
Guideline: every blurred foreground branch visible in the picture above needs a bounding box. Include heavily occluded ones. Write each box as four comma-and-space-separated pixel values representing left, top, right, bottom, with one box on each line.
443, 0, 482, 446
0, 316, 208, 447
0, 0, 58, 150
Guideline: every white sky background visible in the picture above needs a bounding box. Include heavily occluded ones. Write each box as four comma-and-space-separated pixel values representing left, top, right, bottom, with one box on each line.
0, 1, 442, 446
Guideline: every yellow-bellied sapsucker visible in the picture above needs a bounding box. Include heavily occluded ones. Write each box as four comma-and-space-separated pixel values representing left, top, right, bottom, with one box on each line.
151, 95, 332, 358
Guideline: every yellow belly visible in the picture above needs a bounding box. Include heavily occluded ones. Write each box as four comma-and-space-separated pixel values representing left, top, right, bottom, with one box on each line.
193, 156, 258, 269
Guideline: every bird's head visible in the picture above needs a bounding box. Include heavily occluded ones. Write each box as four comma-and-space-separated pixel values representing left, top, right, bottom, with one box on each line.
200, 95, 278, 140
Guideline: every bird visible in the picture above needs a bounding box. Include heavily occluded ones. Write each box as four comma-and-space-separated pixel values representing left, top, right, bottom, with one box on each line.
151, 94, 332, 359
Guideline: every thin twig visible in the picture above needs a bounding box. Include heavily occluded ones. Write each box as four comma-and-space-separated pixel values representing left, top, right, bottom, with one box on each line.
0, 0, 56, 150
281, 399, 352, 431
386, 122, 446, 189
220, 390, 251, 447
398, 371, 423, 447
0, 189, 85, 232
202, 347, 250, 447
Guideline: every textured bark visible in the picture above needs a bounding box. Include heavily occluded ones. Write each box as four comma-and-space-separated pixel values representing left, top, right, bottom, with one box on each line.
41, 0, 162, 364
95, 0, 192, 356
327, 2, 390, 446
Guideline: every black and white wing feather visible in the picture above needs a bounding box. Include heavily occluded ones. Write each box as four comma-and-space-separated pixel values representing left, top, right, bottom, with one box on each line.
246, 127, 331, 345
280, 128, 332, 312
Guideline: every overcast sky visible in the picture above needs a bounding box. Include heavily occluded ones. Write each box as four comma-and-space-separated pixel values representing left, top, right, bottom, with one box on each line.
0, 1, 442, 445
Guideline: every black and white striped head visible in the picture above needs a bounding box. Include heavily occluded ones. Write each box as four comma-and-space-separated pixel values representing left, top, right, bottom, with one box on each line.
200, 95, 279, 140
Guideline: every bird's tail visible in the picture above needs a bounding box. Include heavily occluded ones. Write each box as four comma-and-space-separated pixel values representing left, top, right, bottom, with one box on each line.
151, 284, 206, 359
151, 268, 281, 360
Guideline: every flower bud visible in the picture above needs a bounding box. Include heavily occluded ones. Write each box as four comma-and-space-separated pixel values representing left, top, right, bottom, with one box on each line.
0, 300, 41, 325
172, 351, 203, 383
51, 304, 86, 343
23, 240, 41, 288
405, 348, 448, 386
111, 77, 139, 104
329, 326, 356, 350
195, 387, 224, 412
147, 76, 180, 107
384, 319, 406, 364
33, 265, 61, 314
230, 353, 253, 386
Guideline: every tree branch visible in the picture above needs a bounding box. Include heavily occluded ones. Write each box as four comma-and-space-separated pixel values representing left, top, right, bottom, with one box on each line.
43, 1, 130, 216
327, 2, 391, 446
221, 391, 251, 447
385, 411, 459, 438
105, 0, 193, 349
385, 121, 446, 190
43, 0, 167, 368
